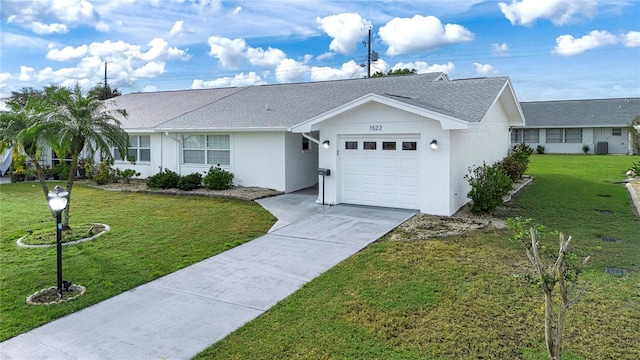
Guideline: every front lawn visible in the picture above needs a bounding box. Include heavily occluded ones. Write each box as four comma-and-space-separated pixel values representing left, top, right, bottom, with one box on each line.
0, 183, 275, 341
197, 155, 640, 359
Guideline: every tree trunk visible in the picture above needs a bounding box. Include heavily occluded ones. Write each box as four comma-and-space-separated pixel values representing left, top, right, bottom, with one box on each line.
544, 288, 557, 360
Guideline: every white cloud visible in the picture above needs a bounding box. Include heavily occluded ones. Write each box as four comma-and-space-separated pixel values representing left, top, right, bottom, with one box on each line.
0, 73, 13, 90
207, 36, 247, 69
132, 62, 166, 78
46, 44, 89, 61
19, 66, 36, 81
392, 61, 455, 75
246, 47, 287, 67
169, 20, 189, 36
553, 30, 618, 56
473, 62, 498, 75
275, 58, 310, 83
379, 15, 473, 56
492, 43, 509, 56
143, 85, 158, 92
231, 6, 242, 15
498, 0, 597, 26
623, 31, 640, 48
191, 72, 266, 89
31, 22, 69, 35
311, 60, 365, 81
316, 13, 371, 55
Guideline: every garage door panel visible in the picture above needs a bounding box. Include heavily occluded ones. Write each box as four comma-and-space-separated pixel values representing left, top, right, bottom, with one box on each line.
340, 136, 420, 210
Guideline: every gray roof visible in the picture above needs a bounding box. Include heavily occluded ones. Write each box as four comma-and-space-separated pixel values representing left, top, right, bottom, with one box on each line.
108, 73, 513, 131
520, 98, 640, 128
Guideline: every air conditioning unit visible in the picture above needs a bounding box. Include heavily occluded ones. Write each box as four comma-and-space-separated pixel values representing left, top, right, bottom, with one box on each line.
595, 142, 608, 155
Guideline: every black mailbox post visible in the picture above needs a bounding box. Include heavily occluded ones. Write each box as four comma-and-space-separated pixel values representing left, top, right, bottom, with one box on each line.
318, 168, 331, 205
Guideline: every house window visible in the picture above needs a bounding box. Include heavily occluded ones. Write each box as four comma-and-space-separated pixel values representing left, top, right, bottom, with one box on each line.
302, 137, 310, 151
402, 141, 417, 151
345, 141, 358, 150
115, 135, 151, 162
512, 129, 539, 143
363, 141, 376, 150
546, 129, 563, 143
564, 128, 582, 143
612, 128, 622, 136
382, 141, 396, 150
182, 135, 230, 165
545, 129, 582, 143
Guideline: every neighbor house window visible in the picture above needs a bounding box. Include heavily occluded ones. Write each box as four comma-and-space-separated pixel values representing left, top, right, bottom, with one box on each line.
612, 128, 622, 136
545, 128, 582, 143
512, 129, 540, 143
545, 129, 563, 143
115, 135, 150, 162
182, 135, 230, 165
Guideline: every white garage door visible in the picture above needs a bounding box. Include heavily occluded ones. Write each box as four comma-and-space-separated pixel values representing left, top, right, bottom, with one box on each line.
339, 135, 420, 209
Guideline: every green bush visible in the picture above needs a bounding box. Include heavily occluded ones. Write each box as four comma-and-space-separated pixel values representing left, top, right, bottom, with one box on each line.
116, 168, 140, 184
177, 172, 203, 191
582, 144, 590, 154
93, 160, 116, 185
465, 162, 513, 214
500, 142, 534, 181
536, 145, 545, 154
146, 169, 180, 189
203, 166, 234, 190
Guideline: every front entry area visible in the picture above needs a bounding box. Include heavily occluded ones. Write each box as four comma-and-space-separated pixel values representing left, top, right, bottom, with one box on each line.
339, 135, 420, 210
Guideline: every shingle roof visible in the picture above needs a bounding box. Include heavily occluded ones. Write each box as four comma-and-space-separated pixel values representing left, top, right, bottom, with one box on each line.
108, 73, 512, 131
520, 98, 640, 128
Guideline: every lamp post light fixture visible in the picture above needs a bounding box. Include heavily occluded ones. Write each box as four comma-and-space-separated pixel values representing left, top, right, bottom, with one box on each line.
47, 185, 69, 299
430, 140, 438, 151
322, 140, 330, 149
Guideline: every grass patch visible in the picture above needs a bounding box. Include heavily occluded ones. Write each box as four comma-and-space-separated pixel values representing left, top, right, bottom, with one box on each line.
197, 155, 640, 359
0, 182, 275, 341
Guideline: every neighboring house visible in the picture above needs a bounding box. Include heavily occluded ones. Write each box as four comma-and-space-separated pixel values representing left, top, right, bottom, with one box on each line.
105, 73, 524, 216
513, 98, 640, 154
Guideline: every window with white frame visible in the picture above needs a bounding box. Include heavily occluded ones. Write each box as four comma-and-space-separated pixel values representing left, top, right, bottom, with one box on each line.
182, 135, 230, 165
612, 128, 622, 136
545, 128, 582, 143
115, 135, 150, 162
511, 129, 539, 143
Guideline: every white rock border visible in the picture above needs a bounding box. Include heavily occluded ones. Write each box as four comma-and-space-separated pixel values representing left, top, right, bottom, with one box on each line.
16, 223, 110, 248
26, 284, 86, 305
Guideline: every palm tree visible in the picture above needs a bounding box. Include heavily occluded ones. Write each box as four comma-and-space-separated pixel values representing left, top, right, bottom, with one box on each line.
0, 97, 54, 199
45, 84, 129, 228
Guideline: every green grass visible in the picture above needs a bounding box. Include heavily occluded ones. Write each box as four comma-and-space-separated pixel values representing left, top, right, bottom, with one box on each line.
0, 182, 275, 341
196, 155, 640, 360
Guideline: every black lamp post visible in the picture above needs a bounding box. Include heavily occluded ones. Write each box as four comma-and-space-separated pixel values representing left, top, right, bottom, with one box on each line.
47, 185, 69, 299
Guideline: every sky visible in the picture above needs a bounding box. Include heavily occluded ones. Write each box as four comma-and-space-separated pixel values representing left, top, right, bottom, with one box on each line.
1, 0, 639, 110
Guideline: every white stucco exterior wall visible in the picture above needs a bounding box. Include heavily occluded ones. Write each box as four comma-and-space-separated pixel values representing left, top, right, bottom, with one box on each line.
284, 132, 319, 193
450, 99, 511, 214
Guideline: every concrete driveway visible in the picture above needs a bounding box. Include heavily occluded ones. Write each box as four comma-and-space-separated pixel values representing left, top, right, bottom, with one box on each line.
0, 195, 415, 360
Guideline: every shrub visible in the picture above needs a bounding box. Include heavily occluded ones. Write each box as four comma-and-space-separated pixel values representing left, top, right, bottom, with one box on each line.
116, 168, 141, 184
536, 145, 545, 154
629, 160, 640, 176
203, 166, 234, 190
501, 142, 534, 181
582, 144, 590, 154
146, 169, 180, 189
93, 160, 116, 185
177, 172, 203, 191
465, 162, 513, 214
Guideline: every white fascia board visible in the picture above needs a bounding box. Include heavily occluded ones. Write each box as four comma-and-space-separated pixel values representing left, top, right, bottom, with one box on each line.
291, 93, 468, 132
122, 128, 157, 134
153, 127, 287, 133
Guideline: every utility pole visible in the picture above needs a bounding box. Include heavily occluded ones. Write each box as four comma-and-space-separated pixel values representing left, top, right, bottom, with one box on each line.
363, 27, 378, 78
367, 27, 371, 78
104, 61, 108, 99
